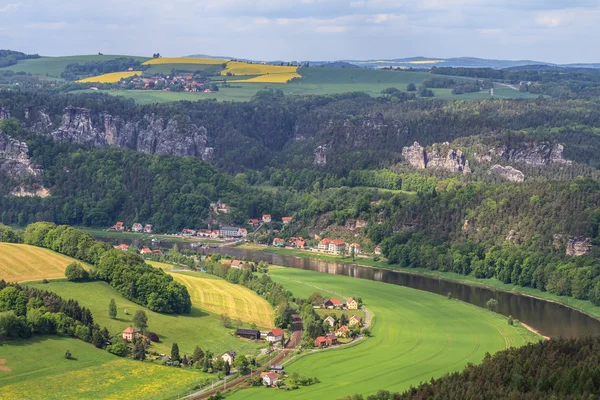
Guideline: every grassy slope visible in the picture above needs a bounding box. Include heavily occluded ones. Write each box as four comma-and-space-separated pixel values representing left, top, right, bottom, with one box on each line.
144, 63, 224, 75
0, 55, 150, 77
148, 261, 273, 328
0, 336, 208, 400
0, 243, 87, 283
243, 245, 600, 320
228, 266, 540, 400
26, 280, 262, 356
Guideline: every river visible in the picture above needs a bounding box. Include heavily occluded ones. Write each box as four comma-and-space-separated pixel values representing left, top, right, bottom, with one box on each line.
99, 237, 600, 339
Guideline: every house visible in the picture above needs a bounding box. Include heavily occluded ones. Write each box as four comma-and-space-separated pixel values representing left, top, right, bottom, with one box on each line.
324, 316, 336, 327
198, 229, 212, 237
292, 238, 306, 248
111, 222, 125, 231
348, 243, 362, 255
231, 260, 245, 269
347, 298, 359, 310
318, 238, 332, 251
140, 247, 153, 255
131, 223, 143, 233
336, 325, 350, 338
326, 334, 338, 345
115, 244, 129, 251
122, 326, 138, 342
266, 328, 284, 343
221, 226, 241, 238
247, 219, 260, 227
349, 315, 362, 327
239, 228, 248, 238
331, 299, 341, 308
322, 299, 334, 309
261, 372, 278, 387
144, 224, 153, 234
210, 230, 220, 239
222, 350, 236, 366
181, 228, 196, 236
314, 336, 327, 347
374, 246, 382, 255
329, 240, 346, 255
282, 216, 293, 224
270, 365, 284, 373
273, 238, 285, 247
262, 214, 272, 223
152, 249, 162, 255
236, 328, 261, 340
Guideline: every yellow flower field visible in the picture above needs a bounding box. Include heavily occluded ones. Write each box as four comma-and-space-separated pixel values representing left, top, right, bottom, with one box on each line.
235, 72, 301, 83
143, 57, 228, 65
77, 71, 142, 83
221, 61, 298, 76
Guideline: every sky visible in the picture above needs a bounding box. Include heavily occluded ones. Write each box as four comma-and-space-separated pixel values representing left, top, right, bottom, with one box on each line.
1, 0, 600, 63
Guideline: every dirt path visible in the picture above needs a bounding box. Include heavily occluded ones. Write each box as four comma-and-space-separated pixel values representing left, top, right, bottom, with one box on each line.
185, 313, 303, 399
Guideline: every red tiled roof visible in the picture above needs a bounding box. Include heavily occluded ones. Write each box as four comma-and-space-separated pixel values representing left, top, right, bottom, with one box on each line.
123, 326, 136, 334
347, 297, 355, 303
331, 299, 341, 305
337, 325, 349, 332
320, 238, 332, 245
231, 260, 242, 267
282, 217, 293, 221
274, 238, 285, 243
269, 328, 284, 337
315, 336, 327, 343
331, 239, 346, 245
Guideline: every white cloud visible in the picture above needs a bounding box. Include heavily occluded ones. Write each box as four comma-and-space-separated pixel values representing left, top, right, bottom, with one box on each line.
0, 2, 20, 13
315, 25, 349, 32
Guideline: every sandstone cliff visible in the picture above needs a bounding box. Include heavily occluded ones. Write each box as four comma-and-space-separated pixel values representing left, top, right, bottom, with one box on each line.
402, 141, 470, 174
489, 165, 525, 182
476, 142, 571, 165
30, 106, 213, 159
0, 130, 47, 196
553, 234, 593, 256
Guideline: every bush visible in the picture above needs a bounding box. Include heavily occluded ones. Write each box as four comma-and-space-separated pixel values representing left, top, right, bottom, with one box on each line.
64, 262, 89, 282
107, 341, 128, 357
507, 315, 514, 326
148, 332, 160, 342
64, 350, 72, 359
486, 298, 498, 312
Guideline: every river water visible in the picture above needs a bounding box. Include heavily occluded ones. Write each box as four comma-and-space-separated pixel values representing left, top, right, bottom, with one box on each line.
100, 237, 600, 339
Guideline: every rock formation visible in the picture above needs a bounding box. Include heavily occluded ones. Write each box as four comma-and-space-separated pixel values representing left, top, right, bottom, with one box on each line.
314, 145, 328, 165
35, 107, 211, 158
402, 141, 470, 174
477, 142, 571, 165
0, 130, 47, 196
553, 234, 593, 256
489, 165, 525, 182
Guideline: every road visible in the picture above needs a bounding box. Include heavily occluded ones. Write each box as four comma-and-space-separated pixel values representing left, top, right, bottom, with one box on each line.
186, 313, 303, 399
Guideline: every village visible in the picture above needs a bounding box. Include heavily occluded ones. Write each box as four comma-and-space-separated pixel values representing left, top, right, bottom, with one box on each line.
119, 70, 218, 93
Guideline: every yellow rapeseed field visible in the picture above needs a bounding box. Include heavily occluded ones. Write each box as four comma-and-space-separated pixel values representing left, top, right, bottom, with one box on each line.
221, 61, 298, 76
143, 57, 228, 65
0, 243, 82, 283
77, 71, 142, 83
235, 72, 301, 83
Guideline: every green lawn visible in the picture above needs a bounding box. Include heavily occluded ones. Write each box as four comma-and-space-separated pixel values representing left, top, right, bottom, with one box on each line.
315, 308, 366, 321
228, 266, 540, 400
26, 280, 263, 357
0, 55, 150, 77
0, 336, 209, 400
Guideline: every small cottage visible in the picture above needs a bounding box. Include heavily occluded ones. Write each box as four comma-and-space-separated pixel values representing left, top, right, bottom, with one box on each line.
266, 328, 284, 343
122, 326, 138, 342
222, 350, 236, 366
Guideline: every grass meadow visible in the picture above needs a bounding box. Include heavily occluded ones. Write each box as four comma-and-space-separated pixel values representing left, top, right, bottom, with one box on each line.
0, 55, 149, 77
228, 266, 540, 400
0, 336, 209, 400
0, 243, 87, 283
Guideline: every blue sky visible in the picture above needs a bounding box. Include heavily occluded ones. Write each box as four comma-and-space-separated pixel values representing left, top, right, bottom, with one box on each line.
1, 0, 599, 63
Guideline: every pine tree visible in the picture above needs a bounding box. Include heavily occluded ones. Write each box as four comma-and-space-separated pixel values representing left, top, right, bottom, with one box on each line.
133, 339, 146, 361
192, 345, 204, 364
109, 298, 117, 319
171, 342, 180, 362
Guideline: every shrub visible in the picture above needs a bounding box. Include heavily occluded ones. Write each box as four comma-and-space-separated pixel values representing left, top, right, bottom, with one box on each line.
64, 262, 89, 282
148, 332, 160, 342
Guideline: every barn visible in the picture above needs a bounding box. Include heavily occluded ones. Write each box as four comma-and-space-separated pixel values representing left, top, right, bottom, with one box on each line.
236, 328, 261, 340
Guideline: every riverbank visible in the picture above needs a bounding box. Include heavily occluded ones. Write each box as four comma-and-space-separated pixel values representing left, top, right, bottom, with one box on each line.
237, 244, 600, 321
78, 227, 221, 244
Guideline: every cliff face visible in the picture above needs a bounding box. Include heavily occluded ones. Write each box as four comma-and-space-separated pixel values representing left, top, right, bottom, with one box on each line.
402, 141, 470, 174
31, 106, 213, 159
489, 165, 525, 182
476, 142, 571, 165
553, 234, 593, 256
0, 130, 47, 197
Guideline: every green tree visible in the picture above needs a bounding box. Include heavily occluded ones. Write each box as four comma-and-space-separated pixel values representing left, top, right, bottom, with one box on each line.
171, 342, 180, 362
191, 345, 204, 364
64, 262, 89, 282
486, 298, 499, 312
133, 339, 146, 360
407, 82, 416, 91
108, 298, 117, 319
507, 315, 514, 326
132, 310, 148, 331
234, 354, 250, 375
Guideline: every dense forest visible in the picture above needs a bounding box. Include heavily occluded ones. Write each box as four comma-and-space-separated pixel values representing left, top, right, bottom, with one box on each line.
340, 337, 600, 400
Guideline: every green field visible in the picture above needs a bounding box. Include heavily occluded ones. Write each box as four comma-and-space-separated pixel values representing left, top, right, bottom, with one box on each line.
26, 280, 263, 357
0, 243, 90, 283
0, 55, 150, 77
0, 336, 209, 400
228, 266, 540, 400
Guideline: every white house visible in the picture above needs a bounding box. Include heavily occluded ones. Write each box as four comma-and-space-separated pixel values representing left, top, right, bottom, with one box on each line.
324, 316, 336, 327
266, 328, 284, 343
222, 350, 236, 366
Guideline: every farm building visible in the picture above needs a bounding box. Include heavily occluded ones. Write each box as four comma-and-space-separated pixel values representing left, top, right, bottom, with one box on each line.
349, 315, 362, 327
131, 223, 143, 233
222, 350, 237, 365
347, 298, 359, 310
261, 372, 278, 386
266, 328, 285, 343
231, 260, 245, 269
324, 316, 336, 327
314, 336, 327, 347
236, 328, 261, 340
270, 365, 284, 373
326, 334, 338, 345
336, 325, 350, 338
122, 326, 138, 342
322, 298, 341, 309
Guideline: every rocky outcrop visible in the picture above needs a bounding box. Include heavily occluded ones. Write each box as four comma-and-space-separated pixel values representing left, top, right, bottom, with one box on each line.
35, 107, 211, 158
476, 142, 571, 166
0, 107, 10, 120
553, 234, 593, 256
402, 141, 470, 174
314, 145, 328, 166
0, 130, 47, 196
489, 165, 525, 182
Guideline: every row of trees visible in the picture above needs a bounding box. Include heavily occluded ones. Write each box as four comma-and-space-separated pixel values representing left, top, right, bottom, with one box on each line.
19, 222, 191, 314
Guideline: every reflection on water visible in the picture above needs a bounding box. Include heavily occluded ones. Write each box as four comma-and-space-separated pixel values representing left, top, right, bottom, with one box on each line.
100, 237, 600, 339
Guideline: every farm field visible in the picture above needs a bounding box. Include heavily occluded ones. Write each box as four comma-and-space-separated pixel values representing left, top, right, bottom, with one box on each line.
228, 266, 540, 400
0, 55, 150, 77
78, 71, 142, 83
147, 261, 273, 328
26, 280, 264, 356
143, 57, 228, 65
0, 243, 86, 283
0, 336, 208, 400
144, 63, 224, 75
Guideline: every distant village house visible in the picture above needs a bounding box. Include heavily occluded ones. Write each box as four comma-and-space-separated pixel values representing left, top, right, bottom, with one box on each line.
222, 350, 236, 366
266, 328, 285, 343
131, 223, 143, 233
